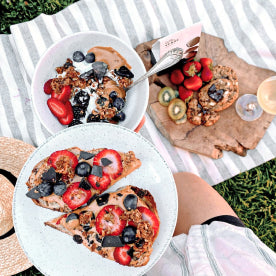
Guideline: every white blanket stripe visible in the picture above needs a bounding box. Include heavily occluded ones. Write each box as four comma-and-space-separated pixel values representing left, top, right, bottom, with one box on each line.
0, 40, 31, 144
0, 0, 274, 186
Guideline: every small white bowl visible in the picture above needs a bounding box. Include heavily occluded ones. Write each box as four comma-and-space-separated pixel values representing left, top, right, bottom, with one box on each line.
31, 31, 149, 134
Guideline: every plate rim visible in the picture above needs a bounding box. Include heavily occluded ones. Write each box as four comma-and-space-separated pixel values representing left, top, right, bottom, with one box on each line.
13, 123, 178, 276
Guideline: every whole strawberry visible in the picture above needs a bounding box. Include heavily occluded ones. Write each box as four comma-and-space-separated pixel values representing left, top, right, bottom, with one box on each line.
200, 58, 213, 69
201, 66, 213, 82
183, 61, 201, 77
184, 75, 202, 91
178, 86, 193, 101
170, 69, 184, 85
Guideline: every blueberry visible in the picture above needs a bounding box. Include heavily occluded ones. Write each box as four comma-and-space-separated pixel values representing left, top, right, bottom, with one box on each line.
109, 91, 117, 101
85, 52, 95, 63
122, 226, 137, 244
113, 111, 126, 122
87, 113, 101, 123
53, 181, 67, 196
123, 194, 137, 210
73, 51, 85, 62
37, 182, 53, 197
96, 193, 110, 206
113, 97, 125, 111
114, 66, 134, 79
66, 213, 79, 223
75, 162, 92, 177
73, 234, 83, 244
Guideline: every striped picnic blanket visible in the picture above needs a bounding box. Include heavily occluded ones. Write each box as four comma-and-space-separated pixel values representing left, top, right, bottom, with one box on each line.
0, 0, 275, 185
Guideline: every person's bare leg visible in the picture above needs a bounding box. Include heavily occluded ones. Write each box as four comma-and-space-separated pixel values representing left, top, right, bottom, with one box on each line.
173, 172, 238, 236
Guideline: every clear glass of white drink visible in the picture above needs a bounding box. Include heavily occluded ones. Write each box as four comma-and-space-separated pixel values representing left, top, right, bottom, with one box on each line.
235, 76, 276, 121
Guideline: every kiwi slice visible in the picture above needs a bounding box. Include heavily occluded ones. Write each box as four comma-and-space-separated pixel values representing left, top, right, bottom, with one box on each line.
168, 98, 187, 121
158, 87, 176, 106
175, 114, 187, 124
174, 89, 179, 98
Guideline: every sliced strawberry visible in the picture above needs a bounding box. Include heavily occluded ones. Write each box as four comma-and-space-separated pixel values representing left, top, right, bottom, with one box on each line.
96, 205, 126, 236
170, 69, 184, 85
183, 61, 202, 77
47, 98, 68, 119
200, 58, 213, 69
113, 244, 131, 266
58, 101, 73, 125
47, 150, 78, 170
137, 206, 159, 236
127, 221, 137, 227
62, 182, 91, 210
200, 66, 213, 82
87, 172, 111, 191
178, 86, 193, 101
44, 79, 53, 95
183, 75, 202, 91
51, 85, 71, 103
56, 214, 68, 225
93, 149, 123, 179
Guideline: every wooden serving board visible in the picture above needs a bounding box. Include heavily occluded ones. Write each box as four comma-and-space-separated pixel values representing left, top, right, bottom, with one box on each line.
135, 32, 275, 159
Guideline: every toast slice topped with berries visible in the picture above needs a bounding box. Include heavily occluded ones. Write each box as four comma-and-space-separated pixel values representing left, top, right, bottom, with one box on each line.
26, 147, 141, 212
45, 185, 160, 267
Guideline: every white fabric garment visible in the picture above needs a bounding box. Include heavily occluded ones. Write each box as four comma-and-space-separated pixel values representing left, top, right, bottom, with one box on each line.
148, 222, 276, 276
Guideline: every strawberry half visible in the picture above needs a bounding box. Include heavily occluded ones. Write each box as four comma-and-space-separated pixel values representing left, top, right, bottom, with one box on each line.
87, 172, 111, 191
96, 205, 126, 236
58, 101, 73, 125
113, 244, 132, 266
47, 150, 78, 170
51, 85, 71, 103
170, 69, 184, 85
44, 79, 53, 95
137, 206, 159, 236
62, 182, 92, 210
178, 86, 193, 101
47, 98, 68, 119
93, 149, 123, 180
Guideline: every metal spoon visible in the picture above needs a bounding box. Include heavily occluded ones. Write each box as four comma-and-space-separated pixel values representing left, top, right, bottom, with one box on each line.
125, 47, 183, 92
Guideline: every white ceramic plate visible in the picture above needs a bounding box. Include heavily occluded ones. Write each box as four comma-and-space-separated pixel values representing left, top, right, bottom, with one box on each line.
13, 124, 177, 276
31, 31, 149, 134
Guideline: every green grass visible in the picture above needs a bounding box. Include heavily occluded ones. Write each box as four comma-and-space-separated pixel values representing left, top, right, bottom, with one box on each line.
0, 1, 275, 275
